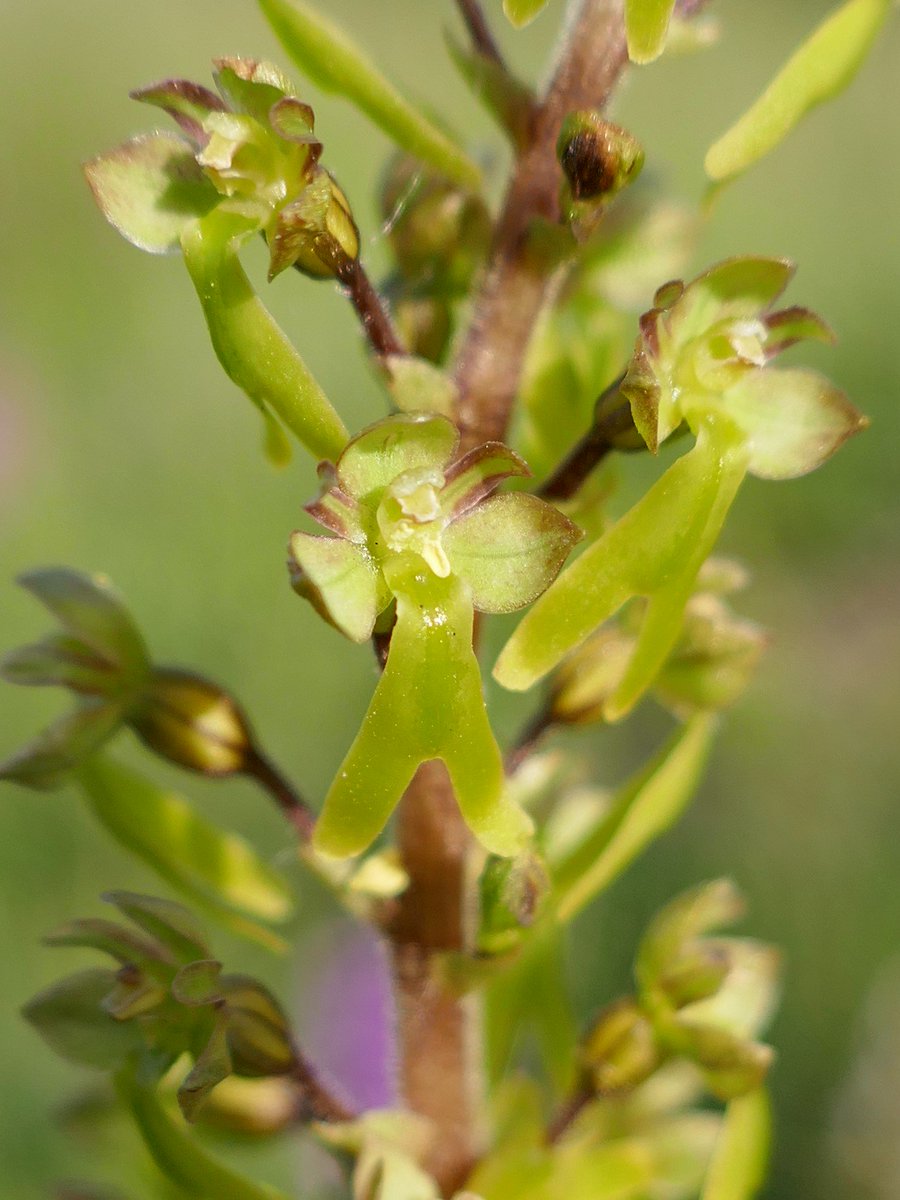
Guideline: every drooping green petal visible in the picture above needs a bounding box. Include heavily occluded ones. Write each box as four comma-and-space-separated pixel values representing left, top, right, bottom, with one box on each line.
258, 0, 481, 190
0, 699, 124, 790
315, 559, 532, 859
84, 132, 219, 253
705, 0, 891, 183
493, 420, 749, 705
288, 532, 387, 642
626, 0, 677, 64
16, 567, 149, 678
23, 968, 145, 1071
118, 1071, 293, 1200
718, 367, 867, 480
502, 0, 552, 28
701, 1089, 771, 1200
553, 715, 717, 923
180, 208, 348, 464
335, 413, 459, 503
444, 493, 581, 614
78, 757, 293, 937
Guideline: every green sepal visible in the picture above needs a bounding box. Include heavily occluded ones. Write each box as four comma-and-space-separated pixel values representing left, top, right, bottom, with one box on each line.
493, 420, 749, 714
705, 0, 891, 183
44, 917, 174, 967
180, 208, 348, 464
636, 879, 745, 995
117, 1070, 293, 1200
84, 132, 219, 254
78, 757, 293, 942
701, 1088, 771, 1200
335, 413, 459, 504
0, 699, 123, 789
716, 367, 867, 480
15, 567, 149, 679
384, 356, 458, 418
23, 968, 145, 1070
315, 559, 532, 859
288, 532, 387, 643
130, 78, 227, 145
178, 1010, 234, 1121
502, 0, 552, 28
212, 57, 295, 123
552, 715, 717, 923
1, 633, 122, 696
103, 891, 212, 963
626, 0, 677, 63
443, 493, 581, 614
257, 0, 481, 190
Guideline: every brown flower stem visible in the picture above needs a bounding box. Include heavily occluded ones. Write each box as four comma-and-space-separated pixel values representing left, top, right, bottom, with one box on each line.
452, 0, 629, 453
382, 5, 632, 1196
456, 0, 506, 65
289, 1056, 355, 1124
505, 703, 556, 775
336, 257, 407, 358
537, 372, 630, 500
545, 1083, 594, 1144
244, 750, 316, 842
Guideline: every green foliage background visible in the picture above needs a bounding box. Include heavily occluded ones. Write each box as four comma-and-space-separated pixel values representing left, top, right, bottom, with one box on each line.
0, 1, 897, 1195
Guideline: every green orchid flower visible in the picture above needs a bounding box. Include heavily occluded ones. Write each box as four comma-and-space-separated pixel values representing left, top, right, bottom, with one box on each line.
85, 58, 352, 463
495, 258, 866, 714
288, 413, 581, 858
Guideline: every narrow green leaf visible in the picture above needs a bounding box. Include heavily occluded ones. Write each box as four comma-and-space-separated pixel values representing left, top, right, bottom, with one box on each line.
626, 0, 677, 64
118, 1072, 293, 1200
502, 0, 551, 28
258, 0, 481, 189
705, 0, 891, 182
315, 560, 531, 858
180, 209, 348, 464
85, 133, 219, 254
701, 1089, 771, 1200
78, 757, 293, 938
554, 715, 717, 923
24, 969, 144, 1070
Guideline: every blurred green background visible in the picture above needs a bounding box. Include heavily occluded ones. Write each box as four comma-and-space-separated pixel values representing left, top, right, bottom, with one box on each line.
0, 1, 897, 1196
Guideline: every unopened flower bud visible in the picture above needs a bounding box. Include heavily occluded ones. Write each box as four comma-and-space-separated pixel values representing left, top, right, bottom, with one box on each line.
268, 170, 360, 280
550, 627, 634, 725
581, 998, 662, 1096
665, 1018, 774, 1100
658, 943, 731, 1008
219, 976, 298, 1077
478, 852, 550, 955
130, 668, 256, 777
557, 112, 644, 239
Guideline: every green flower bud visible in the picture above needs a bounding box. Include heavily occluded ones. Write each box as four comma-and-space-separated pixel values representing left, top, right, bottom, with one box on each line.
268, 170, 360, 280
130, 668, 256, 778
581, 998, 662, 1096
477, 851, 550, 955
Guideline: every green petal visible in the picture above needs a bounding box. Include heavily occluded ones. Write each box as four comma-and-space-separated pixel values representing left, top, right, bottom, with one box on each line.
181, 208, 348, 464
130, 79, 228, 144
502, 0, 552, 28
719, 367, 867, 480
288, 532, 387, 642
705, 0, 891, 183
78, 757, 293, 941
16, 567, 149, 677
701, 1089, 771, 1200
84, 132, 218, 253
258, 0, 481, 189
626, 0, 677, 64
23, 968, 144, 1071
493, 420, 748, 705
440, 441, 531, 517
212, 57, 294, 123
103, 891, 212, 963
315, 560, 531, 858
444, 493, 581, 614
44, 916, 173, 966
553, 715, 717, 923
1, 633, 119, 695
336, 413, 459, 504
